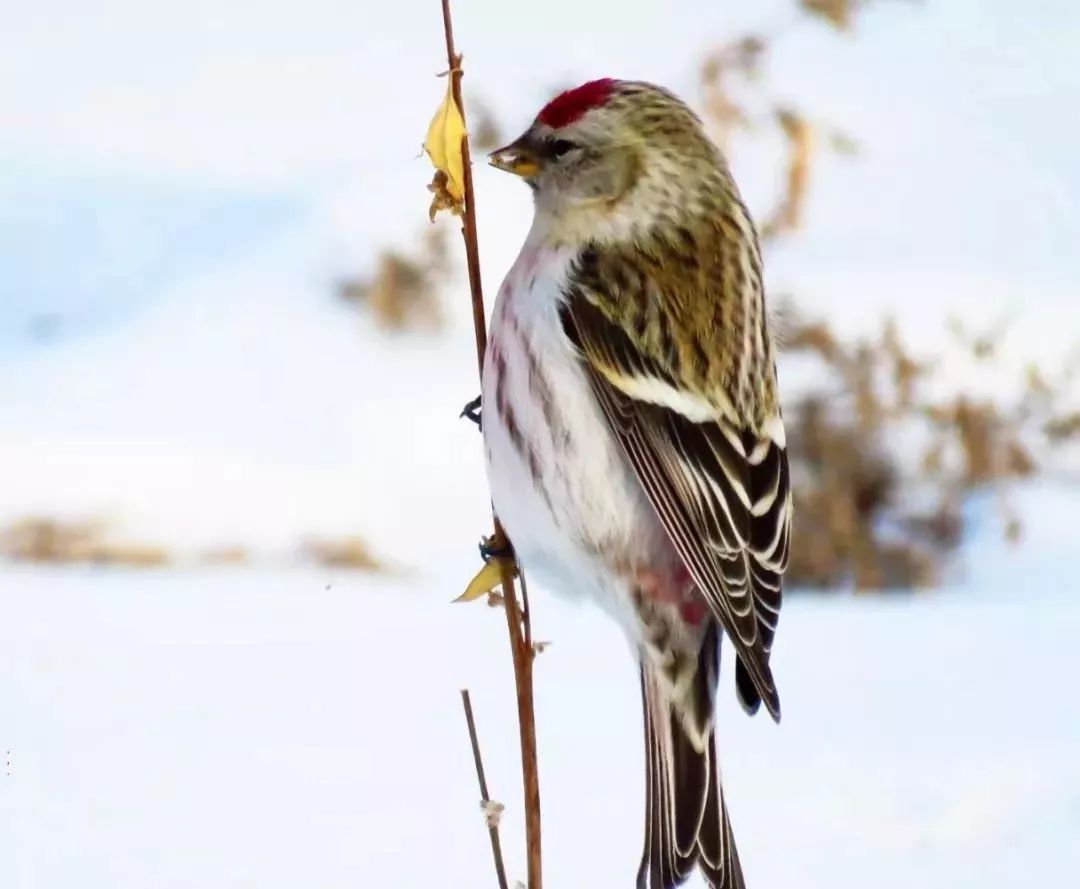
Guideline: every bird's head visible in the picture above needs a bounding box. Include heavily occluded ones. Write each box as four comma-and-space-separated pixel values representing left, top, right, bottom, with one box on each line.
490, 79, 721, 242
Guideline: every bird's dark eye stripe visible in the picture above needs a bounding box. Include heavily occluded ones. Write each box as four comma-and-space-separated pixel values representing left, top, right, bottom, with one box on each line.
548, 138, 577, 157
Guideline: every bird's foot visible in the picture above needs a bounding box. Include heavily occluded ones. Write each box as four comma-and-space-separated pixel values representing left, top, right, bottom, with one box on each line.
455, 535, 517, 604
460, 395, 482, 430
478, 535, 514, 563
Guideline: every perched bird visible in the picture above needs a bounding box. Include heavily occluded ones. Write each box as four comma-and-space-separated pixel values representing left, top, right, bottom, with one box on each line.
482, 79, 791, 888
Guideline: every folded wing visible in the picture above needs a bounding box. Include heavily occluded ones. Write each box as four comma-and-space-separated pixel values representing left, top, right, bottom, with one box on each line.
561, 295, 792, 720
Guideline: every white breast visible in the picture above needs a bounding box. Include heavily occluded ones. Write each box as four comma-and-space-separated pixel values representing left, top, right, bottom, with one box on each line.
481, 235, 669, 630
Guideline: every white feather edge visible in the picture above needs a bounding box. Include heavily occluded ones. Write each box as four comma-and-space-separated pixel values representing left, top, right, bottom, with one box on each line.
599, 369, 789, 453
599, 371, 736, 423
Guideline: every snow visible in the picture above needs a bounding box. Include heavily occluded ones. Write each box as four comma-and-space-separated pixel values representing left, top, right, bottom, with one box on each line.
3, 487, 1080, 888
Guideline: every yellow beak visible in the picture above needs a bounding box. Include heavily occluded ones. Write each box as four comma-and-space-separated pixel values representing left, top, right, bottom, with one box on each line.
489, 135, 541, 178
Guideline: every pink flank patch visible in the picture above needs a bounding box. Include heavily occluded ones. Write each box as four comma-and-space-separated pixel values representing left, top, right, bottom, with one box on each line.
637, 563, 708, 626
537, 78, 618, 128
679, 600, 708, 627
672, 564, 708, 624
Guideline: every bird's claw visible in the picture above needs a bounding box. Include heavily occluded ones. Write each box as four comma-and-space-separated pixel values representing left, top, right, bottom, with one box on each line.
478, 535, 514, 563
460, 395, 482, 429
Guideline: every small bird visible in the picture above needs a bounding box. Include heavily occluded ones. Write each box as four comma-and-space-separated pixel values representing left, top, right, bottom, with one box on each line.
482, 79, 791, 888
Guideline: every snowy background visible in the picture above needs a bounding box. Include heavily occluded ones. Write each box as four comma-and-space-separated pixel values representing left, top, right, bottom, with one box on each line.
2, 1, 1079, 887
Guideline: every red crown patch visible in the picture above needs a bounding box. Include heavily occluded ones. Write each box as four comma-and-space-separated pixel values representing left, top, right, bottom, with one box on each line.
537, 78, 618, 128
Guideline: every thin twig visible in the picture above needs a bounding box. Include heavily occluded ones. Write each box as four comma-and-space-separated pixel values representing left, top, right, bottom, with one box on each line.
438, 2, 543, 887
519, 570, 533, 651
496, 547, 541, 887
439, 0, 486, 377
461, 690, 510, 889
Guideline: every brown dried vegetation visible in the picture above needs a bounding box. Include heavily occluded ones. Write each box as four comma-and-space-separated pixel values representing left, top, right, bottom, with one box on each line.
699, 36, 767, 154
761, 109, 815, 240
801, 0, 858, 31
778, 308, 1077, 589
338, 226, 450, 332
0, 518, 171, 568
466, 96, 504, 154
199, 545, 251, 566
301, 535, 384, 571
698, 31, 857, 242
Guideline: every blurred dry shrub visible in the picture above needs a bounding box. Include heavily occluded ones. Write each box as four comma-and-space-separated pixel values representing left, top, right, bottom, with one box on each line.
778, 307, 1078, 589
801, 0, 857, 30
301, 536, 384, 571
0, 517, 170, 568
697, 31, 857, 239
699, 36, 767, 154
467, 96, 504, 153
337, 226, 451, 332
761, 108, 815, 240
1045, 412, 1080, 443
801, 0, 920, 33
199, 545, 251, 566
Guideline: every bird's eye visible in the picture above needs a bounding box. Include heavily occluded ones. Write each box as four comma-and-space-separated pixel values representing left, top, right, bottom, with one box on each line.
550, 139, 577, 158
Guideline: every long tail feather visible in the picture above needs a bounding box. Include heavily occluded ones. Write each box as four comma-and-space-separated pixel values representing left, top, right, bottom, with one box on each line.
637, 627, 746, 889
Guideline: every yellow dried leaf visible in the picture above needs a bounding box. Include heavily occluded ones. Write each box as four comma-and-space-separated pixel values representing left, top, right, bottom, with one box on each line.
454, 559, 503, 603
423, 80, 467, 217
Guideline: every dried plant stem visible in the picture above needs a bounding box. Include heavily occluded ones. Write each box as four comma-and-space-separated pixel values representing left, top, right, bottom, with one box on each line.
438, 1, 543, 887
439, 0, 486, 375
460, 690, 510, 889
497, 550, 541, 888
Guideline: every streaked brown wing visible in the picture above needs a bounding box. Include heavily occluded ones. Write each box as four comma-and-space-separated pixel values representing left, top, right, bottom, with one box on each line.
561, 295, 791, 720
